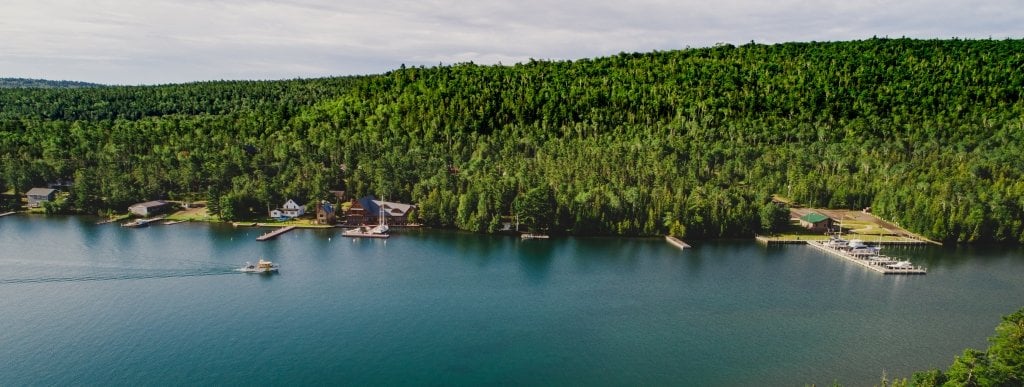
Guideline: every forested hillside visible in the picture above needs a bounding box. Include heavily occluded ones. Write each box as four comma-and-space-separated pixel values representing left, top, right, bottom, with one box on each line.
2, 38, 1024, 242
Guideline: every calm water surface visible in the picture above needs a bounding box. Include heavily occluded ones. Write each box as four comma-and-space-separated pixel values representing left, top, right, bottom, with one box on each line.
2, 215, 1023, 385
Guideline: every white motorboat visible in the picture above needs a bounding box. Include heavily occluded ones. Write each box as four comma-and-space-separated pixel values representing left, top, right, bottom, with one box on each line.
342, 225, 390, 238
521, 233, 550, 239
238, 258, 279, 273
886, 260, 915, 270
848, 239, 868, 248
824, 236, 848, 248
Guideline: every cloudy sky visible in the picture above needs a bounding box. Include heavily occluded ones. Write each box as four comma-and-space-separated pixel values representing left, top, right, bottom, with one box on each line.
2, 0, 1022, 85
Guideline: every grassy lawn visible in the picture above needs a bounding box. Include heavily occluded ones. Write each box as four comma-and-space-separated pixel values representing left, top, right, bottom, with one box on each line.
164, 207, 220, 222
255, 218, 333, 228
759, 220, 910, 242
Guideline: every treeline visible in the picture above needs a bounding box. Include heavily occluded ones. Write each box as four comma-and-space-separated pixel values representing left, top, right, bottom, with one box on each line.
0, 78, 104, 89
2, 38, 1024, 241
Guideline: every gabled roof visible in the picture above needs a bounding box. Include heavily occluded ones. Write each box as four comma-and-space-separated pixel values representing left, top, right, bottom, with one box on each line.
374, 200, 414, 216
356, 196, 379, 215
800, 212, 830, 223
354, 195, 415, 216
26, 187, 57, 196
318, 201, 334, 213
130, 200, 168, 208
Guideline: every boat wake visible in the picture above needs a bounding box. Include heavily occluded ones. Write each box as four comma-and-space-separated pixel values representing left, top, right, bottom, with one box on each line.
0, 269, 239, 285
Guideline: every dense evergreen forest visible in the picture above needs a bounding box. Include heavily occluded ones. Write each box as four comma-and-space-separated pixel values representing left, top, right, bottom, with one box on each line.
2, 38, 1024, 242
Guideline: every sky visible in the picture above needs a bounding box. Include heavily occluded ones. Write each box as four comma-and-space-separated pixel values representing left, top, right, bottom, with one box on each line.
2, 0, 1022, 85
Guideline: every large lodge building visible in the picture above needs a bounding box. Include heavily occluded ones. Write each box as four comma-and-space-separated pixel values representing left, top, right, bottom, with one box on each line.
345, 196, 416, 226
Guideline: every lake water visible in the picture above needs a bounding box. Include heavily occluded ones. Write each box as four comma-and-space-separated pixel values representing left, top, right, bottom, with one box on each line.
2, 215, 1023, 386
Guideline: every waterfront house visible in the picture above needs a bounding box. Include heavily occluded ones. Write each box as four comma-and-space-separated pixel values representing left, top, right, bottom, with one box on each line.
269, 199, 305, 219
799, 212, 833, 232
129, 200, 170, 217
26, 188, 58, 208
315, 201, 337, 225
345, 196, 416, 226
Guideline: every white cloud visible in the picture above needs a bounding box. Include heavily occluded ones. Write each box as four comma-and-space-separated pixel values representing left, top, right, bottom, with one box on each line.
1, 0, 1021, 84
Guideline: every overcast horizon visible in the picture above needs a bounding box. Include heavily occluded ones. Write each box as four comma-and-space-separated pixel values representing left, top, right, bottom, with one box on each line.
3, 0, 1022, 85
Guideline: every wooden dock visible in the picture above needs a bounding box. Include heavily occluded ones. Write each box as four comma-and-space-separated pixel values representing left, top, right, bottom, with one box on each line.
806, 241, 927, 275
755, 235, 814, 245
665, 236, 691, 249
0, 211, 16, 218
256, 226, 296, 241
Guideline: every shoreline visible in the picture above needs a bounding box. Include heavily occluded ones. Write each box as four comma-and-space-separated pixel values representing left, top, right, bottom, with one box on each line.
13, 212, 1018, 246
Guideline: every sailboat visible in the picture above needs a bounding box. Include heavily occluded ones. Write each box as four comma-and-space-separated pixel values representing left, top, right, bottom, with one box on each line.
342, 199, 390, 239
370, 202, 389, 234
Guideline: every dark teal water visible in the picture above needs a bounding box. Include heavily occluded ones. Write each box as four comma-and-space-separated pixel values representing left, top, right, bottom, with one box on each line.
2, 215, 1023, 386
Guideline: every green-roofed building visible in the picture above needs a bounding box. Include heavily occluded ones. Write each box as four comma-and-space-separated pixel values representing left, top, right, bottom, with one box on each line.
799, 212, 833, 232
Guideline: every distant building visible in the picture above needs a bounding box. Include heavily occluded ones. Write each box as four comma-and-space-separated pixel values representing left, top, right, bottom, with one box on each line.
329, 190, 346, 202
799, 212, 833, 232
345, 196, 416, 226
315, 201, 337, 225
26, 188, 57, 208
129, 200, 170, 217
270, 199, 305, 219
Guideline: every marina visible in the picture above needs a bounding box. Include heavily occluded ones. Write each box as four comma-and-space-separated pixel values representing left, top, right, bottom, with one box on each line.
256, 225, 296, 241
806, 240, 927, 275
756, 235, 930, 246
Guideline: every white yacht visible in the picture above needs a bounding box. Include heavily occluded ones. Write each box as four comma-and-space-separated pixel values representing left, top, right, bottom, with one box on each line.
886, 261, 915, 270
824, 235, 848, 248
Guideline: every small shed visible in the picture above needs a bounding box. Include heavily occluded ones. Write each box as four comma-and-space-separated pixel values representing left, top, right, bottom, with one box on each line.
799, 212, 833, 232
129, 200, 170, 217
26, 188, 58, 208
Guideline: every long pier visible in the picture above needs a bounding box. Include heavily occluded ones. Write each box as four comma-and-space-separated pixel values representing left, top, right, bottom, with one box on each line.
755, 236, 812, 245
256, 226, 296, 241
806, 241, 927, 275
0, 211, 16, 217
756, 235, 930, 246
665, 236, 691, 249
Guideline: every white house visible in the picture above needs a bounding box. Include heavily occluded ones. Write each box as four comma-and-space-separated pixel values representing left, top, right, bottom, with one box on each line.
270, 199, 305, 219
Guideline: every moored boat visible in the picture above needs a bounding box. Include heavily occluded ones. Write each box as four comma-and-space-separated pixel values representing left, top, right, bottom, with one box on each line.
342, 226, 390, 238
521, 233, 550, 239
886, 260, 917, 270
